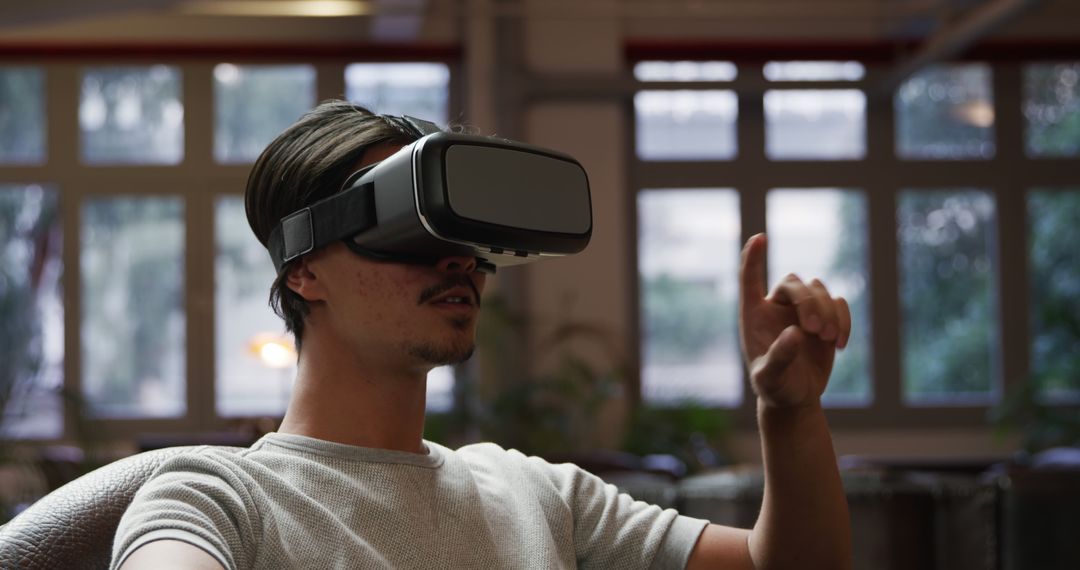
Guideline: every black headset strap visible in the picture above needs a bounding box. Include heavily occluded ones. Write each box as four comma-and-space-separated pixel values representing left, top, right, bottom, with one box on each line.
266, 115, 442, 273
267, 181, 378, 273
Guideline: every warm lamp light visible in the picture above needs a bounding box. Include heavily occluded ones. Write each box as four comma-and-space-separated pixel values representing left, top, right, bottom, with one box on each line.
952, 101, 995, 128
248, 333, 297, 368
179, 0, 373, 18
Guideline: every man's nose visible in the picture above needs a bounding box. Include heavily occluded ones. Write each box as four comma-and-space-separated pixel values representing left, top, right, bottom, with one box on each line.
435, 256, 479, 274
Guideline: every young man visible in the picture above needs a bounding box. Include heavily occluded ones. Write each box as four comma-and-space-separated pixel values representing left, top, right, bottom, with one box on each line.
112, 101, 852, 569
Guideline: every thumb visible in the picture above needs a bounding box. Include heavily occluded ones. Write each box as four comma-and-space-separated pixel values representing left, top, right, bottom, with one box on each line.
750, 325, 803, 394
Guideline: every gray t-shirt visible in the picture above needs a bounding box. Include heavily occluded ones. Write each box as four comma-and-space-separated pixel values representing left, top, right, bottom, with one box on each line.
111, 433, 709, 569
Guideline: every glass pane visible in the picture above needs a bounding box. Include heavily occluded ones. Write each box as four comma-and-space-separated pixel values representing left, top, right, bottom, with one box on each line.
634, 61, 737, 82
764, 90, 866, 160
1028, 189, 1080, 399
767, 189, 871, 406
345, 63, 450, 125
639, 189, 742, 406
895, 64, 995, 160
0, 67, 45, 164
764, 61, 865, 82
214, 196, 454, 415
82, 196, 185, 417
898, 190, 998, 404
426, 365, 454, 412
80, 66, 184, 165
635, 90, 738, 160
1024, 63, 1080, 158
215, 196, 294, 416
214, 64, 316, 164
0, 184, 62, 438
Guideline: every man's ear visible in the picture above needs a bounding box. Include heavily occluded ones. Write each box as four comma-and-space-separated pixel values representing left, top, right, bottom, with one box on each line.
285, 255, 327, 302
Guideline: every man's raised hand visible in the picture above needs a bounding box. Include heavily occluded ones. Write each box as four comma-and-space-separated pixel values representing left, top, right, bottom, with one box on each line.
738, 233, 851, 409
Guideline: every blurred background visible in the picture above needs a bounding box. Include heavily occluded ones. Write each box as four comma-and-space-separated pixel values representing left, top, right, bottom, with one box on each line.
0, 0, 1077, 567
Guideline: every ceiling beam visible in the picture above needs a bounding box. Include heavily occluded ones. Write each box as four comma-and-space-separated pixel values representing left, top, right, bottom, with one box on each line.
0, 0, 180, 31
369, 0, 427, 41
878, 0, 1045, 94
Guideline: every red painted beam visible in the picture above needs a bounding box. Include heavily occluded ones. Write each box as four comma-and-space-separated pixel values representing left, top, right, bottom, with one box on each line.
0, 42, 461, 61
625, 39, 1080, 63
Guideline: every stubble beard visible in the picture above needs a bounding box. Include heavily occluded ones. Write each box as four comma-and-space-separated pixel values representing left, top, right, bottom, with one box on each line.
406, 316, 477, 366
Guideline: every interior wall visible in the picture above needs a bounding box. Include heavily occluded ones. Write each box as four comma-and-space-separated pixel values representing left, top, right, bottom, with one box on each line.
520, 12, 631, 450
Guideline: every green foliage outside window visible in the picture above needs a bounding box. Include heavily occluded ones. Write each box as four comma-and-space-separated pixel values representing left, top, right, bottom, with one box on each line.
895, 64, 995, 159
214, 64, 315, 164
81, 197, 185, 416
899, 191, 997, 401
80, 66, 183, 165
1025, 63, 1080, 157
641, 274, 732, 363
1029, 190, 1080, 396
825, 192, 872, 403
0, 186, 60, 435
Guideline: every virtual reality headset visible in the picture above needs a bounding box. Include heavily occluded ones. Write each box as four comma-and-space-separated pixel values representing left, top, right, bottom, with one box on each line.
267, 116, 592, 275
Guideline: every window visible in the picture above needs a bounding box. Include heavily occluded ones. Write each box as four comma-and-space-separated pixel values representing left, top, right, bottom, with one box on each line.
633, 58, 1079, 424
0, 184, 62, 438
0, 67, 46, 164
764, 62, 867, 160
81, 196, 186, 418
345, 63, 450, 125
898, 190, 998, 404
214, 64, 316, 164
895, 64, 995, 160
1028, 189, 1080, 399
0, 56, 471, 440
633, 60, 738, 161
638, 189, 742, 406
635, 91, 738, 160
215, 196, 296, 417
635, 61, 738, 82
80, 66, 184, 165
1024, 62, 1080, 158
763, 61, 865, 82
764, 90, 866, 160
767, 189, 871, 405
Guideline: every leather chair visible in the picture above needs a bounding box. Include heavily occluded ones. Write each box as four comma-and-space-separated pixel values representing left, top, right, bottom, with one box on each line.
0, 445, 242, 570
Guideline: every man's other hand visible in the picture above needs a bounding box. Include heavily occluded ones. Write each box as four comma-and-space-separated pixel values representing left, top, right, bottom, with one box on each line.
738, 233, 851, 409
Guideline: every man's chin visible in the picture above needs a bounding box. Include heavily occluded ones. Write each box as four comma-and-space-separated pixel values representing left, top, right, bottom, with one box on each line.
408, 342, 476, 367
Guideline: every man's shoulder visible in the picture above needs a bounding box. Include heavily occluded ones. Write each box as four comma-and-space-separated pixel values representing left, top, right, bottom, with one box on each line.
447, 440, 534, 466
445, 441, 583, 483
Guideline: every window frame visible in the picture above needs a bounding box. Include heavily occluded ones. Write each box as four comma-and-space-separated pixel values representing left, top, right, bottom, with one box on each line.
628, 60, 1078, 429
0, 53, 462, 443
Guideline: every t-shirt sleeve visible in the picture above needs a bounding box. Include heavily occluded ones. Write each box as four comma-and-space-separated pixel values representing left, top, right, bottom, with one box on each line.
110, 452, 262, 570
538, 458, 709, 569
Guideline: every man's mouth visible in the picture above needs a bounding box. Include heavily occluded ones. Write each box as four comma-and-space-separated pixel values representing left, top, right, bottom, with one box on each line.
418, 276, 482, 308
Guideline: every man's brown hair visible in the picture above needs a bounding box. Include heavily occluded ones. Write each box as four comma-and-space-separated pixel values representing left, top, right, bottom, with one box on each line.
244, 100, 420, 349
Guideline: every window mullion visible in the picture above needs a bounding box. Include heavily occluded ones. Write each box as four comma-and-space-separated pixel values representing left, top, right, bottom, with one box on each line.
174, 62, 217, 429
992, 63, 1029, 404
49, 63, 84, 442
864, 72, 904, 424
736, 66, 768, 421
315, 61, 346, 105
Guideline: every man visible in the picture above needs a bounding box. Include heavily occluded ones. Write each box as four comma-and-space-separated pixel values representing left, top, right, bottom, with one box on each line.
112, 101, 852, 569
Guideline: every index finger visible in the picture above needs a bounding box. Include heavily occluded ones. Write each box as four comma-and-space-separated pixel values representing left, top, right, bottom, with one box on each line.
739, 233, 768, 310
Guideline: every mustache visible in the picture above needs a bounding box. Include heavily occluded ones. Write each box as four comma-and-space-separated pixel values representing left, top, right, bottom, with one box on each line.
417, 274, 482, 306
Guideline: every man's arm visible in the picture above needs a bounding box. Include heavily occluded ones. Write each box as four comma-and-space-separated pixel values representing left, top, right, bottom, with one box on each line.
687, 233, 852, 570
109, 452, 256, 570
119, 540, 225, 570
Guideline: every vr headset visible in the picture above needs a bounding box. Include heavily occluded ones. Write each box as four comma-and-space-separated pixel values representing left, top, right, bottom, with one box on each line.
267, 116, 592, 275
